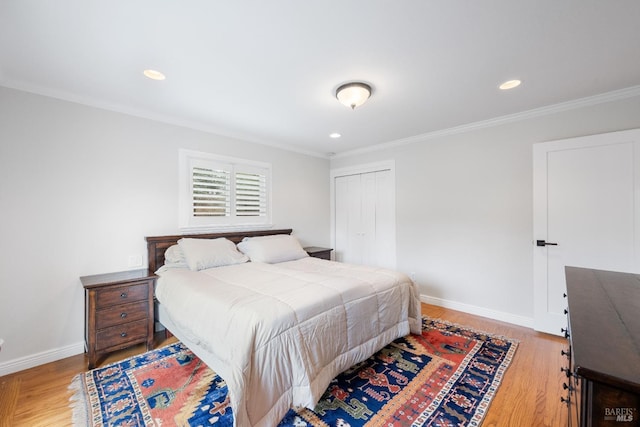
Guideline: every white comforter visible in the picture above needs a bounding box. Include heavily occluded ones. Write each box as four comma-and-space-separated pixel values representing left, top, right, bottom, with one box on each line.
155, 257, 421, 427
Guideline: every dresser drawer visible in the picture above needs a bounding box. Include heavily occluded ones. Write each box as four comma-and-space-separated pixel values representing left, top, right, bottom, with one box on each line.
95, 319, 148, 351
96, 301, 149, 329
96, 282, 149, 308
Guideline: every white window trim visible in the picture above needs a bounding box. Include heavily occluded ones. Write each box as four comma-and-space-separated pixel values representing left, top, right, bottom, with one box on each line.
179, 149, 272, 233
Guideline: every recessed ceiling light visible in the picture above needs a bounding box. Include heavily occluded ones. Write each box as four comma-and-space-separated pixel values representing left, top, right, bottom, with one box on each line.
329, 133, 342, 139
143, 69, 166, 81
499, 79, 521, 90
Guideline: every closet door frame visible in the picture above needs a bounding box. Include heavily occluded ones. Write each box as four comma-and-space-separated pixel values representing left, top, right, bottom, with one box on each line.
330, 160, 396, 269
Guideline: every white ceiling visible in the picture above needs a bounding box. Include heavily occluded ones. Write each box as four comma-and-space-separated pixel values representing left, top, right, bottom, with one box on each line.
2, 1, 640, 157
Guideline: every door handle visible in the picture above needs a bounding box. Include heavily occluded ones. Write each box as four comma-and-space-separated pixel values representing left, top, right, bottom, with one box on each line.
536, 240, 558, 247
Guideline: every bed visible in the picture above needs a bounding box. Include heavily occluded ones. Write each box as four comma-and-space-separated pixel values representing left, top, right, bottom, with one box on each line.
146, 229, 421, 427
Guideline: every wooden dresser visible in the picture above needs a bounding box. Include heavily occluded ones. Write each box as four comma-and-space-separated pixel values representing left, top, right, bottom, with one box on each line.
81, 269, 156, 369
563, 267, 640, 426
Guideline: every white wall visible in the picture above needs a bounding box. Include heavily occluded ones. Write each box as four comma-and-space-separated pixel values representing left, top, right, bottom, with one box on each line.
331, 95, 640, 326
0, 86, 330, 374
3, 85, 639, 375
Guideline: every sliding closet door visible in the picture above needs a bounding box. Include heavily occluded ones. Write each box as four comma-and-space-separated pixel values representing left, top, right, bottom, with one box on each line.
361, 172, 377, 265
335, 174, 364, 264
373, 170, 395, 268
334, 169, 395, 269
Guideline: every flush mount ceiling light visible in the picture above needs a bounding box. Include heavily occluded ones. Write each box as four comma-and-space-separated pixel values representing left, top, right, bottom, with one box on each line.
143, 69, 166, 81
336, 82, 372, 109
329, 132, 342, 139
499, 79, 521, 90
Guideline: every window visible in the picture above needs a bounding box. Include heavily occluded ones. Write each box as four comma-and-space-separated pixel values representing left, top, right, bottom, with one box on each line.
179, 149, 271, 231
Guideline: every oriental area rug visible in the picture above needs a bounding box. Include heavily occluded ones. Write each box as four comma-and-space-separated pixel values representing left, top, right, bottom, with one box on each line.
69, 318, 517, 427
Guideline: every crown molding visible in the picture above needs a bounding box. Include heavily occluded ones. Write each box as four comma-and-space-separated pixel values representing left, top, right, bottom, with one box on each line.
0, 79, 329, 159
4, 78, 639, 161
333, 85, 640, 159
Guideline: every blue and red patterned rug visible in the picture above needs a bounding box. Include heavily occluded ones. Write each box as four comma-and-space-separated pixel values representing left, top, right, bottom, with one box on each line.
70, 318, 517, 426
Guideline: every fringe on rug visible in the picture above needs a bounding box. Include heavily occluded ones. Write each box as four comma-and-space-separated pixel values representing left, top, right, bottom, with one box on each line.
424, 316, 521, 344
68, 373, 89, 427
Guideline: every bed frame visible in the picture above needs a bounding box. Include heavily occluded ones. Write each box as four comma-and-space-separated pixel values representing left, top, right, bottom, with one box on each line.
144, 227, 420, 427
145, 228, 293, 272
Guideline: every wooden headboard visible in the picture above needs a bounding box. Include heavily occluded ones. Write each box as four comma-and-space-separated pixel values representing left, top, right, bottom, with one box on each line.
145, 228, 293, 273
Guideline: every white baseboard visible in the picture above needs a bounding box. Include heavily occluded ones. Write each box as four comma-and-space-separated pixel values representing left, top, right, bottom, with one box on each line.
0, 298, 532, 376
0, 341, 85, 377
421, 294, 534, 329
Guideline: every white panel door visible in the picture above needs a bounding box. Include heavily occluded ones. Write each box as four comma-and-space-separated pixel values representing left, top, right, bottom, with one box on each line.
335, 174, 363, 264
374, 170, 396, 269
361, 171, 377, 266
533, 129, 640, 335
333, 169, 395, 268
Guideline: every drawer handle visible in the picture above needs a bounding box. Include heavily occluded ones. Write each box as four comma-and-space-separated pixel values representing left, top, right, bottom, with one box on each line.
120, 292, 128, 299
120, 312, 127, 318
120, 332, 127, 338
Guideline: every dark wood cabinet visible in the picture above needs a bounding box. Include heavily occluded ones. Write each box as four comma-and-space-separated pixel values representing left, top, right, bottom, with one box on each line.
81, 269, 156, 369
304, 246, 333, 260
564, 267, 640, 426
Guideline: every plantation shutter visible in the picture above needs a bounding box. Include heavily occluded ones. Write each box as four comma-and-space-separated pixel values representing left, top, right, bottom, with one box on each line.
180, 149, 271, 230
235, 166, 267, 217
192, 166, 230, 217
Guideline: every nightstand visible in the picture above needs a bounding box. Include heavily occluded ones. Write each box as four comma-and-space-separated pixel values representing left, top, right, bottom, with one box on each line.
80, 269, 155, 369
304, 246, 333, 260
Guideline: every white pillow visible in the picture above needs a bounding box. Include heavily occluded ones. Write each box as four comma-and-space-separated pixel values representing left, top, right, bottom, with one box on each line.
164, 244, 185, 264
237, 234, 309, 263
177, 237, 249, 271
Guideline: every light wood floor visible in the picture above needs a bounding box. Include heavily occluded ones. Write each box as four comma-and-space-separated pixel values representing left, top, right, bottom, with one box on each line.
0, 304, 569, 426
